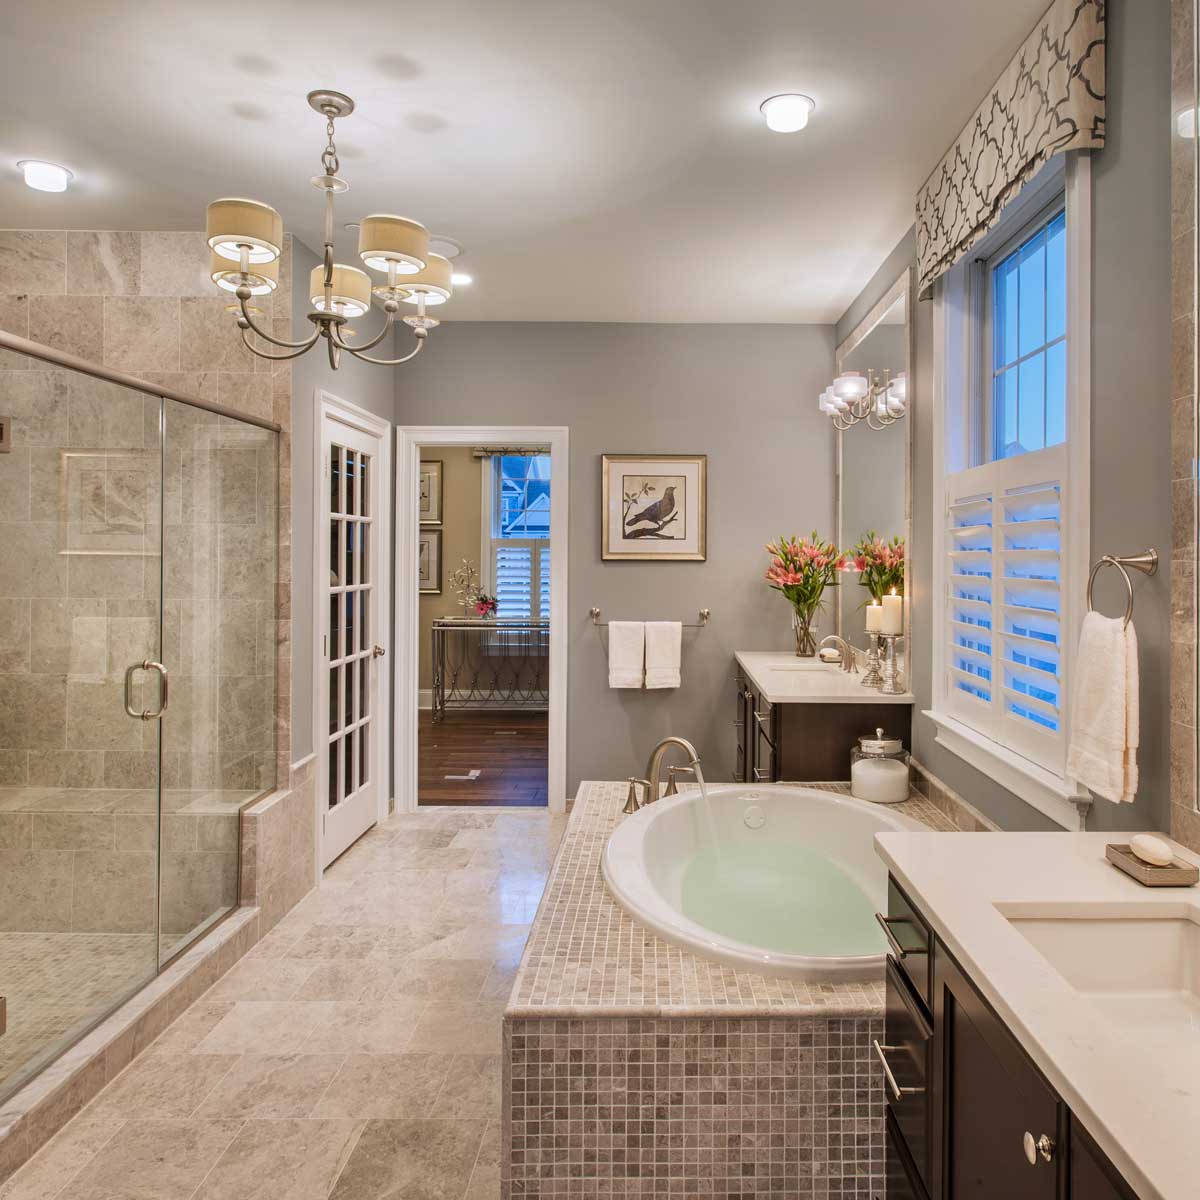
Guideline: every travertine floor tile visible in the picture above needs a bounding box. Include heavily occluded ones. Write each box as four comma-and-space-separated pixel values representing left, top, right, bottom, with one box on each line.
0, 1110, 124, 1200
328, 1119, 485, 1200
407, 1002, 505, 1055
302, 1000, 427, 1055
193, 1054, 346, 1119
389, 958, 492, 1002
195, 1001, 337, 1055
206, 957, 316, 1002
311, 1053, 453, 1119
464, 1119, 500, 1200
89, 1052, 237, 1119
432, 1055, 501, 1119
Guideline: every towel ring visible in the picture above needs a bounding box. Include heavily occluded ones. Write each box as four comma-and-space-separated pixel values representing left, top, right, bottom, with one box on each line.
1086, 550, 1158, 629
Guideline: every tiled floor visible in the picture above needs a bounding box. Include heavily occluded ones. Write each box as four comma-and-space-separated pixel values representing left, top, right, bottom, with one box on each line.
0, 805, 566, 1200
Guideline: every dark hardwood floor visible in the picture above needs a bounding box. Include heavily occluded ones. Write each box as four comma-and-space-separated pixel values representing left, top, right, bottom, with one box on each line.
418, 710, 549, 807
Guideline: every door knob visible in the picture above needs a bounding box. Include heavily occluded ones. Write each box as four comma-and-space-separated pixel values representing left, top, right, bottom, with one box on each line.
372, 644, 386, 658
1023, 1131, 1055, 1165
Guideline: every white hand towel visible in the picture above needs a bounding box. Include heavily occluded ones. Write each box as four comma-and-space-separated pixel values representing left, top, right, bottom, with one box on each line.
644, 621, 682, 689
1066, 612, 1139, 803
608, 621, 645, 689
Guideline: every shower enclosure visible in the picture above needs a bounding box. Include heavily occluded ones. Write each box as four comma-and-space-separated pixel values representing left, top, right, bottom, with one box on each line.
0, 334, 278, 1105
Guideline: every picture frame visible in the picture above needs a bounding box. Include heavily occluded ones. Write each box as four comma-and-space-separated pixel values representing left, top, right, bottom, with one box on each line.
418, 528, 442, 593
419, 459, 443, 525
601, 454, 707, 561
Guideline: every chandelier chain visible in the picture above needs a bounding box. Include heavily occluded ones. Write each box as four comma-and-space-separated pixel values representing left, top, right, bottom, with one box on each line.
321, 116, 340, 176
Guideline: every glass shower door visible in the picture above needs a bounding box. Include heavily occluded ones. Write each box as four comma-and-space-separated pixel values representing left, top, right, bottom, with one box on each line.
0, 370, 163, 1102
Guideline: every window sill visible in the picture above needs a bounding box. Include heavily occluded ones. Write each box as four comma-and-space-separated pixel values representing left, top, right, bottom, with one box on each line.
923, 710, 1091, 830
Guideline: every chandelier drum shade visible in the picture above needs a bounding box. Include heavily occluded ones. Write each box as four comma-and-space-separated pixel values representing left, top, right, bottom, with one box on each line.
205, 89, 452, 371
818, 370, 908, 432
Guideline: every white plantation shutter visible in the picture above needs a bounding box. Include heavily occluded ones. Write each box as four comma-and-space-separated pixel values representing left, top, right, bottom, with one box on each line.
943, 444, 1067, 776
494, 542, 534, 618
539, 545, 551, 621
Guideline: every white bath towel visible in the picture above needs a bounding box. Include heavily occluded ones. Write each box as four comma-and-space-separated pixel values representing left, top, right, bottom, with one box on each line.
1066, 612, 1139, 803
607, 621, 645, 689
644, 621, 682, 689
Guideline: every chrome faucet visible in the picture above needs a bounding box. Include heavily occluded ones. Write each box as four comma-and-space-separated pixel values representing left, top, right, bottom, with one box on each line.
643, 736, 702, 805
818, 634, 858, 674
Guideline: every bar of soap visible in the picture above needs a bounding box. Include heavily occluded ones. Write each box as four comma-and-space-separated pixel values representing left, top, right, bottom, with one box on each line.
1130, 833, 1174, 867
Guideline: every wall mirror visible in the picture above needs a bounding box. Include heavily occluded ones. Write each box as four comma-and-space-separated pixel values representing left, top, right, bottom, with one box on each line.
834, 269, 913, 666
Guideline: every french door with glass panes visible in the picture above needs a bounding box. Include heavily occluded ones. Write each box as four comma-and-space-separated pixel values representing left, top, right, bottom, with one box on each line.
319, 416, 384, 865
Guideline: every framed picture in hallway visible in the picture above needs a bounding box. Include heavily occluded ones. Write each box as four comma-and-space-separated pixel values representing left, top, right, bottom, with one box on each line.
418, 528, 442, 593
419, 459, 443, 524
602, 454, 706, 561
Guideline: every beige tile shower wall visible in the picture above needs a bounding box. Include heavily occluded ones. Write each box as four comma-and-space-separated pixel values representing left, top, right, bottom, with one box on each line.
0, 229, 308, 922
1171, 0, 1200, 850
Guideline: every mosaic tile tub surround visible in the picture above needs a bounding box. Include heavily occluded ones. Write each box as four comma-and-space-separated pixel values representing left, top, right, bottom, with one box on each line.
503, 779, 958, 1198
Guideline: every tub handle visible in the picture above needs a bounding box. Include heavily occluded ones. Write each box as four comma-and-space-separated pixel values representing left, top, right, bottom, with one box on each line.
873, 1041, 923, 1102
874, 912, 912, 960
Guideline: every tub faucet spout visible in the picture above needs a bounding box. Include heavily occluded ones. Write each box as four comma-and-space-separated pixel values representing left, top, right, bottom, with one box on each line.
644, 737, 701, 805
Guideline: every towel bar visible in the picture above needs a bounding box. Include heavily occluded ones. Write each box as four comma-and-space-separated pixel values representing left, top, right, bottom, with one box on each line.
589, 607, 710, 629
1086, 550, 1157, 628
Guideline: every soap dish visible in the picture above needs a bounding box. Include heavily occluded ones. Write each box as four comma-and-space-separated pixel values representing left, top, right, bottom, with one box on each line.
1106, 843, 1199, 887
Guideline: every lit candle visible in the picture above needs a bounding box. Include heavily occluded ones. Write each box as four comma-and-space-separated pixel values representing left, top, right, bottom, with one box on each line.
865, 602, 882, 633
882, 590, 903, 635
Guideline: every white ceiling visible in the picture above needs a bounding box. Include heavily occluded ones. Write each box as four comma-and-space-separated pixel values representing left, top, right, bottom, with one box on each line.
0, 0, 1049, 323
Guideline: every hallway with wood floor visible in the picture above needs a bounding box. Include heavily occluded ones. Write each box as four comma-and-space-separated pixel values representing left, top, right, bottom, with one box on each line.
417, 712, 549, 807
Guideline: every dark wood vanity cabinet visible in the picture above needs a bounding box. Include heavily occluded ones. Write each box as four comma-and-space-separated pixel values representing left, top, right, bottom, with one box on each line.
732, 665, 912, 782
880, 877, 1139, 1200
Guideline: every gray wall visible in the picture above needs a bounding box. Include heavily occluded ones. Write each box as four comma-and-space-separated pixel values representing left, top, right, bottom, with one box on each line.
395, 322, 837, 793
836, 0, 1172, 833
290, 239, 397, 762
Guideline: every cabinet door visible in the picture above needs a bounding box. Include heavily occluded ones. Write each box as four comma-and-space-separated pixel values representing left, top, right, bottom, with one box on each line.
733, 671, 751, 782
1069, 1118, 1137, 1200
933, 944, 1061, 1200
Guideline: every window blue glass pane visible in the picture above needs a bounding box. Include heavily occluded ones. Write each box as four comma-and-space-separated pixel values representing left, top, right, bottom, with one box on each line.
995, 254, 1020, 368
1017, 351, 1046, 453
501, 455, 531, 481
1018, 230, 1046, 357
1046, 212, 1066, 342
994, 369, 1018, 460
1045, 340, 1066, 446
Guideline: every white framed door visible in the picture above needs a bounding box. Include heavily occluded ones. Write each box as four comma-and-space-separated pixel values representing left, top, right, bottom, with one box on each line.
394, 425, 569, 814
316, 393, 391, 867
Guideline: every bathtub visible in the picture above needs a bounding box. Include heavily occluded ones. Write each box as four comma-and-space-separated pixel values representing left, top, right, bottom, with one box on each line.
602, 783, 926, 981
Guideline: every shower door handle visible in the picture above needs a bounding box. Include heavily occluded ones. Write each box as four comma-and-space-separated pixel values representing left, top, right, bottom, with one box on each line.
124, 660, 169, 721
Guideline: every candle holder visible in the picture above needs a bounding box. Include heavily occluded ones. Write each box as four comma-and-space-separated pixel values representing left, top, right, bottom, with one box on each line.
861, 632, 884, 689
879, 633, 906, 695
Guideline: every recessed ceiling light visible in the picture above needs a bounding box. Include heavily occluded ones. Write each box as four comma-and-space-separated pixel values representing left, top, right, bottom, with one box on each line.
17, 160, 73, 192
451, 272, 473, 286
428, 235, 463, 260
759, 94, 815, 134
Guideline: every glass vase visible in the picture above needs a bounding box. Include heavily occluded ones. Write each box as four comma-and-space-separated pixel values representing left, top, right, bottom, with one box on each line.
791, 608, 818, 657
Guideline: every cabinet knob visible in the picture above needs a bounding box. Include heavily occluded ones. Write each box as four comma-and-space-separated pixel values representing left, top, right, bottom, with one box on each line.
1023, 1131, 1055, 1165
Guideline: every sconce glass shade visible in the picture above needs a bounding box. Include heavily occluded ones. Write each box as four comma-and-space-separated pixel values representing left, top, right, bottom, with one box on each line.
818, 388, 837, 414
832, 373, 869, 401
211, 250, 278, 296
310, 263, 372, 318
206, 198, 283, 265
398, 253, 453, 305
357, 214, 429, 274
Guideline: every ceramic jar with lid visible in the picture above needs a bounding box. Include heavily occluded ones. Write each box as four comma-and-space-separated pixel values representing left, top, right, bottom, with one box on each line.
850, 727, 910, 804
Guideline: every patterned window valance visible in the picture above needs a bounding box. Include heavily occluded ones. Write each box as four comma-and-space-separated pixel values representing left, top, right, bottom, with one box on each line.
916, 0, 1105, 299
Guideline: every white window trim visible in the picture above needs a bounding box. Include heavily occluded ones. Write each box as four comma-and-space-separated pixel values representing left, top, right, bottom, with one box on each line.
928, 151, 1092, 830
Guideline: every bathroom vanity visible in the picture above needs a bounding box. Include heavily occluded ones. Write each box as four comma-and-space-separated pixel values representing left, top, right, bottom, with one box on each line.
875, 831, 1199, 1200
734, 650, 914, 782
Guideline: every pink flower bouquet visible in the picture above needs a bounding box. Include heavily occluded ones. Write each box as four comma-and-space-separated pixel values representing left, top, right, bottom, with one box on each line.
847, 532, 905, 604
764, 532, 843, 656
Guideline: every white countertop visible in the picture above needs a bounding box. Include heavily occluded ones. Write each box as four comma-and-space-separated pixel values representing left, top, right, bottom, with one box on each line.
875, 830, 1200, 1200
735, 650, 915, 704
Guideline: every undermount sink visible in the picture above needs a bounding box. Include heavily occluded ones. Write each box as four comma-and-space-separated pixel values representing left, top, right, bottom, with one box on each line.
1005, 905, 1200, 1038
769, 661, 840, 673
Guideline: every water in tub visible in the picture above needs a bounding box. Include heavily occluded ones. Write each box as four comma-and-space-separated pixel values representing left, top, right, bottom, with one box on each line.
679, 792, 882, 957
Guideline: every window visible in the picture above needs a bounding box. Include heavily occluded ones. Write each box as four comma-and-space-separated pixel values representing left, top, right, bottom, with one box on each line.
985, 207, 1067, 463
484, 454, 551, 620
931, 155, 1090, 826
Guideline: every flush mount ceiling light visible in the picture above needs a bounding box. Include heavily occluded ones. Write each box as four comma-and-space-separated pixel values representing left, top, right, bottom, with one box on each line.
817, 370, 907, 431
206, 89, 452, 370
760, 94, 815, 133
17, 159, 73, 192
451, 271, 473, 286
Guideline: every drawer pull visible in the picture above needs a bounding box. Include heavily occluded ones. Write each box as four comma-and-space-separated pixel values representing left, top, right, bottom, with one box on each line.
753, 709, 772, 727
873, 1040, 924, 1102
1023, 1131, 1055, 1165
752, 767, 770, 781
875, 912, 916, 960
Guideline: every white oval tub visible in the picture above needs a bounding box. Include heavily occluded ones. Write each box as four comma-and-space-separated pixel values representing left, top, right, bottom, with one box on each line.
602, 783, 926, 981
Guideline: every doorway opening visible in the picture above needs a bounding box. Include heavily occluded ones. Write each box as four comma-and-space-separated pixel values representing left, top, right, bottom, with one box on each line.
396, 427, 568, 813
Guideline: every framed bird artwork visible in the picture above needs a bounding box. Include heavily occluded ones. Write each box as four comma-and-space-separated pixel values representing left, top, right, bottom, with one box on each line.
601, 454, 706, 561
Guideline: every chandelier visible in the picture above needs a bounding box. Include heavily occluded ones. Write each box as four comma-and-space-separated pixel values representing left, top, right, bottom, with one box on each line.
818, 370, 907, 431
206, 90, 451, 370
